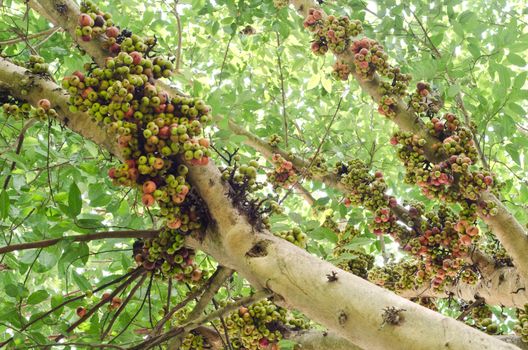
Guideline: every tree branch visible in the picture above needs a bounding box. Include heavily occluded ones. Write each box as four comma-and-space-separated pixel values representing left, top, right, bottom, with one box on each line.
135, 290, 272, 350
0, 230, 160, 255
276, 32, 289, 146
101, 273, 148, 340
0, 26, 61, 46
54, 269, 145, 343
2, 119, 36, 190
167, 267, 234, 349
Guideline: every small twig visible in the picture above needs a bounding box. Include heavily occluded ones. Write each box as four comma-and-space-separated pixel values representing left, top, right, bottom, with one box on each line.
0, 26, 61, 46
165, 278, 172, 317
101, 274, 148, 340
17, 343, 125, 350
110, 275, 153, 343
456, 297, 485, 321
147, 273, 155, 330
217, 35, 234, 86
294, 183, 315, 206
54, 269, 146, 343
186, 267, 234, 321
167, 268, 234, 348
3, 119, 35, 190
212, 299, 233, 350
46, 117, 56, 205
151, 279, 211, 336
279, 93, 344, 204
0, 269, 140, 348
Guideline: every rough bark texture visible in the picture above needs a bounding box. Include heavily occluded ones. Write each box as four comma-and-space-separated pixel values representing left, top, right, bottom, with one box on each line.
288, 330, 363, 350
288, 0, 528, 287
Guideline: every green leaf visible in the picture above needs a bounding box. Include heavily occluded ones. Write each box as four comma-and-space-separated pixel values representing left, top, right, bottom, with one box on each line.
0, 190, 9, 219
27, 290, 50, 305
309, 227, 338, 243
5, 284, 19, 298
513, 72, 527, 90
68, 183, 82, 217
507, 53, 526, 67
447, 84, 460, 97
5, 283, 28, 299
306, 74, 320, 90
495, 65, 511, 89
72, 271, 91, 291
505, 144, 521, 166
321, 76, 332, 93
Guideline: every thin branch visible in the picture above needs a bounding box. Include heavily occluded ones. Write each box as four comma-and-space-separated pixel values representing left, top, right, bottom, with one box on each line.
211, 299, 233, 350
0, 269, 140, 348
151, 270, 224, 336
101, 273, 148, 340
0, 229, 160, 255
185, 267, 233, 321
110, 274, 152, 342
294, 183, 315, 206
54, 269, 146, 343
167, 267, 234, 349
18, 343, 125, 350
280, 93, 344, 204
2, 119, 36, 190
217, 35, 234, 86
456, 297, 485, 321
0, 26, 61, 46
165, 278, 172, 317
133, 290, 272, 350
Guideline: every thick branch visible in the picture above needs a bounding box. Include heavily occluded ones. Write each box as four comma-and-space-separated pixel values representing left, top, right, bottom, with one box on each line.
287, 330, 363, 350
184, 160, 517, 349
